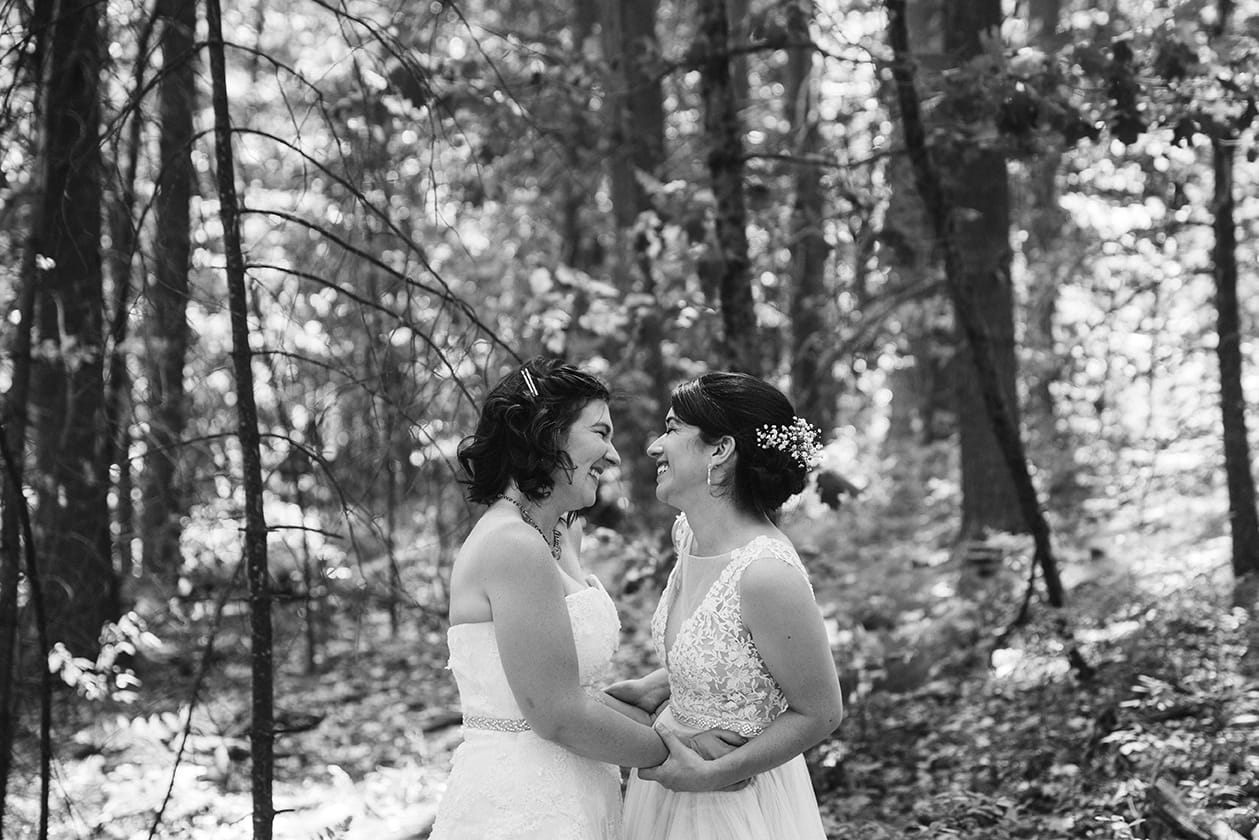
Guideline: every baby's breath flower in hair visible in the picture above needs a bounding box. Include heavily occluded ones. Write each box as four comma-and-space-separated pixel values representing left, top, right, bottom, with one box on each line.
755, 417, 823, 469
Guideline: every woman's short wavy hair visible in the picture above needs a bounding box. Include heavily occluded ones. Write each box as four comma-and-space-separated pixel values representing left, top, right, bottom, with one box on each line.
670, 372, 811, 518
458, 357, 611, 504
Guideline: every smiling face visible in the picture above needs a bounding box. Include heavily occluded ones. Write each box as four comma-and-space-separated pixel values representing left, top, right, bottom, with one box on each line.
645, 409, 713, 509
553, 399, 620, 510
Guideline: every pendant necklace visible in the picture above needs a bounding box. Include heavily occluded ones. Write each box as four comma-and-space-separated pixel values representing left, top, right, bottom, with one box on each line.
497, 495, 562, 561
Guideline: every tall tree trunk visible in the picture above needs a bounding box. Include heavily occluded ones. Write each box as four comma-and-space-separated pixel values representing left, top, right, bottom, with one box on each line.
597, 0, 669, 517
783, 0, 834, 430
142, 0, 196, 588
880, 0, 948, 452
0, 209, 41, 840
206, 0, 274, 835
1022, 0, 1068, 467
29, 0, 115, 656
1214, 136, 1259, 608
1209, 47, 1259, 607
562, 0, 600, 274
886, 0, 1091, 679
725, 0, 749, 109
943, 0, 1025, 538
599, 0, 664, 235
103, 8, 159, 586
0, 432, 53, 839
0, 425, 20, 836
365, 271, 403, 635
952, 154, 1022, 537
0, 0, 52, 816
1210, 0, 1259, 611
696, 0, 759, 374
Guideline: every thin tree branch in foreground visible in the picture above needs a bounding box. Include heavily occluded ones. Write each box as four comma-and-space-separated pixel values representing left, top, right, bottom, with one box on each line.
205, 0, 275, 835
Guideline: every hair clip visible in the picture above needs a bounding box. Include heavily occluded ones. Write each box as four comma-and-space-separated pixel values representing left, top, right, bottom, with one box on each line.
521, 368, 540, 398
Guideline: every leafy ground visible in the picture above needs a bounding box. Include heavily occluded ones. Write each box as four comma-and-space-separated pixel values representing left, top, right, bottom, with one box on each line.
7, 465, 1259, 840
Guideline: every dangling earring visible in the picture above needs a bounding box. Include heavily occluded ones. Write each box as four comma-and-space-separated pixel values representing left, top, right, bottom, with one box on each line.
706, 463, 714, 487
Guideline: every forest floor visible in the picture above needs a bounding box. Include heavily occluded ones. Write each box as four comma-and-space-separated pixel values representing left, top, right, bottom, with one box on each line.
7, 466, 1259, 840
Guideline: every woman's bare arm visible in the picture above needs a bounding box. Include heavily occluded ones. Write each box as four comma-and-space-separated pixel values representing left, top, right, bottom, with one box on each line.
480, 526, 667, 767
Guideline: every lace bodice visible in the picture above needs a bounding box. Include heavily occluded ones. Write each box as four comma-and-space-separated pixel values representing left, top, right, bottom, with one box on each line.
651, 515, 812, 737
447, 581, 620, 720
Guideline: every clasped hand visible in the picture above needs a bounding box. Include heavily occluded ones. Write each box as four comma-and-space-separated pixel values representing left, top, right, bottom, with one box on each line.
638, 727, 752, 792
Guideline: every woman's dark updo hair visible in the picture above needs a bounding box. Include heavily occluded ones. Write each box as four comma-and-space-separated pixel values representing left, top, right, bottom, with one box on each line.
671, 372, 813, 518
458, 357, 611, 504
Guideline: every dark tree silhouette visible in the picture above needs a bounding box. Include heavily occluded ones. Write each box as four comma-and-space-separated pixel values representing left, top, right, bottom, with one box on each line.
598, 0, 669, 518
784, 0, 836, 431
205, 0, 275, 834
142, 0, 197, 587
695, 0, 760, 375
942, 0, 1025, 539
29, 0, 116, 658
1207, 0, 1259, 610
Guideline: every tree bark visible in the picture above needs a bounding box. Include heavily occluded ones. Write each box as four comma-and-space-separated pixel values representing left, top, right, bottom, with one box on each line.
597, 0, 669, 518
0, 427, 19, 836
28, 0, 116, 656
880, 0, 948, 452
0, 237, 39, 840
942, 0, 1025, 538
1206, 0, 1259, 610
141, 0, 196, 588
725, 0, 749, 109
562, 0, 600, 274
783, 0, 835, 430
696, 0, 759, 374
1021, 0, 1068, 466
0, 430, 53, 840
1, 0, 58, 783
1212, 136, 1259, 608
886, 0, 1090, 678
205, 0, 274, 834
599, 0, 664, 232
0, 0, 51, 818
103, 8, 159, 585
951, 154, 1023, 536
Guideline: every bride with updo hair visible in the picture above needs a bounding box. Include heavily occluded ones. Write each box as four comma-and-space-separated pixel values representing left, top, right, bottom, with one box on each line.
607, 371, 844, 840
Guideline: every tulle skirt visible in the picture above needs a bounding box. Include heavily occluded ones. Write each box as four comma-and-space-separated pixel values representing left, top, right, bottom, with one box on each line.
430, 728, 622, 840
621, 706, 828, 840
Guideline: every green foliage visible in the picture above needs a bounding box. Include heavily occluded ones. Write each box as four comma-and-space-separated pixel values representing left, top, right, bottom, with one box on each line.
918, 1, 1259, 157
47, 612, 159, 703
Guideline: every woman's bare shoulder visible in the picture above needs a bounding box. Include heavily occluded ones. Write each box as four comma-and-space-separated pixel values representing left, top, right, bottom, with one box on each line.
456, 514, 555, 582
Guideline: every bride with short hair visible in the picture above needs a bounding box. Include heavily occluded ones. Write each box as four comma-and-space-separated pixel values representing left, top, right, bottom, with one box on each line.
429, 357, 666, 840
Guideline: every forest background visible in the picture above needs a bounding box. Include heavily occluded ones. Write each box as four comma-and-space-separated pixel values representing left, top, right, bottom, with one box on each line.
2, 0, 1259, 837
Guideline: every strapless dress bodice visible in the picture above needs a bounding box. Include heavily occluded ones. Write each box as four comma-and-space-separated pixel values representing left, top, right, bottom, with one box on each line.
446, 582, 620, 719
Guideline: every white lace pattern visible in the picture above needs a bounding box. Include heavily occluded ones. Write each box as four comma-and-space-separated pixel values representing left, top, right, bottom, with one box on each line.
652, 515, 813, 737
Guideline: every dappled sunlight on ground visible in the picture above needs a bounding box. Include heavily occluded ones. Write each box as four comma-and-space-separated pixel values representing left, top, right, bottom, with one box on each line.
9, 468, 1259, 838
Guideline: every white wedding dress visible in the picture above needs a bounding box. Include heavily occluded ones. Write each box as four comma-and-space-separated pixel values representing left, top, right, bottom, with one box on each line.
429, 579, 623, 840
622, 515, 829, 840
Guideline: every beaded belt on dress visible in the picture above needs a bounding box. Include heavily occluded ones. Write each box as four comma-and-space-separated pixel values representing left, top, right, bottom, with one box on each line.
463, 714, 531, 732
671, 707, 764, 738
